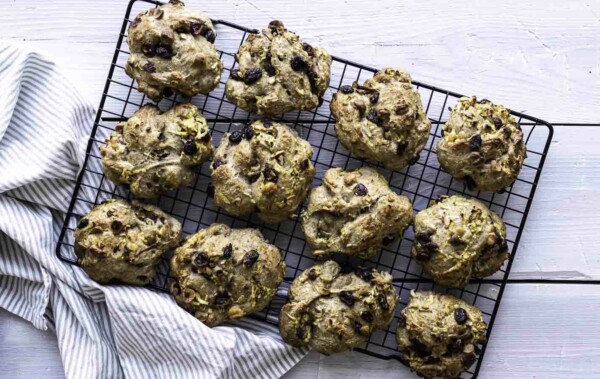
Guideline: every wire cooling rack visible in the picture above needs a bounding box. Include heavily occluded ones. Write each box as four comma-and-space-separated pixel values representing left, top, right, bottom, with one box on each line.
55, 0, 553, 377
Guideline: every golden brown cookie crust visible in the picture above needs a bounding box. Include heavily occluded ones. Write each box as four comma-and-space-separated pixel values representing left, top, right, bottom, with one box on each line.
170, 224, 286, 326
279, 260, 398, 355
437, 96, 526, 192
330, 68, 432, 170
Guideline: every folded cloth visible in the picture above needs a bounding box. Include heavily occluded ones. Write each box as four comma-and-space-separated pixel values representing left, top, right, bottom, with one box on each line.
0, 43, 307, 379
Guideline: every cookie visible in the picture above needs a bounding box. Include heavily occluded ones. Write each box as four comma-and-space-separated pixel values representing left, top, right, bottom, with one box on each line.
125, 0, 223, 101
396, 291, 487, 379
301, 167, 413, 259
225, 20, 331, 115
74, 199, 182, 285
170, 224, 286, 326
330, 68, 432, 170
211, 120, 315, 223
412, 195, 509, 288
279, 260, 398, 355
437, 96, 526, 192
101, 103, 213, 198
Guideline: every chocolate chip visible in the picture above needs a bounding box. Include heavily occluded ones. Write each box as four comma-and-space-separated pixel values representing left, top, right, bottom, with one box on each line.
361, 311, 373, 323
230, 69, 243, 81
214, 293, 229, 305
415, 231, 432, 243
409, 154, 420, 165
162, 87, 173, 97
200, 132, 211, 142
500, 240, 509, 253
464, 175, 476, 191
263, 164, 279, 183
203, 29, 216, 43
243, 250, 259, 267
142, 43, 155, 57
228, 130, 243, 144
369, 91, 380, 104
183, 140, 198, 155
190, 22, 204, 36
397, 314, 406, 328
462, 354, 477, 367
454, 308, 468, 324
396, 140, 408, 155
302, 42, 315, 57
268, 20, 284, 34
377, 293, 389, 310
262, 120, 273, 128
223, 243, 232, 259
265, 52, 276, 76
110, 220, 123, 233
247, 172, 261, 183
415, 249, 432, 262
299, 159, 309, 171
290, 56, 307, 71
354, 267, 374, 281
157, 132, 164, 141
295, 327, 305, 339
155, 44, 173, 59
423, 242, 439, 254
243, 68, 262, 84
193, 252, 210, 268
307, 269, 318, 281
131, 16, 142, 28
450, 236, 465, 246
212, 160, 224, 170
353, 183, 368, 196
493, 116, 503, 128
448, 338, 463, 354
366, 111, 382, 126
469, 134, 482, 151
243, 124, 254, 140
143, 62, 156, 73
307, 70, 318, 93
107, 211, 114, 217
353, 322, 365, 334
339, 291, 355, 307
410, 338, 429, 357
77, 218, 89, 229
382, 235, 396, 245
339, 85, 354, 94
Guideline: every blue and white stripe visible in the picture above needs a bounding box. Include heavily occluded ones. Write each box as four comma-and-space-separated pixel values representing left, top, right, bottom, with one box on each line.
0, 43, 307, 379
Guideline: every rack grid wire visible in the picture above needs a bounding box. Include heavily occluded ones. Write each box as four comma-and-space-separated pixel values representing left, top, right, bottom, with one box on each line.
55, 1, 553, 377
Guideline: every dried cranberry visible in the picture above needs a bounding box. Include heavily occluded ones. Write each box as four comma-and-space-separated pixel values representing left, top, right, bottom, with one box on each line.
143, 62, 156, 73
190, 22, 204, 36
265, 52, 276, 76
268, 20, 284, 34
307, 269, 318, 280
110, 220, 123, 233
454, 308, 468, 324
369, 91, 380, 104
493, 116, 503, 128
448, 338, 463, 354
409, 154, 420, 165
193, 252, 210, 268
366, 111, 382, 126
339, 291, 355, 306
415, 231, 432, 243
415, 249, 432, 262
290, 56, 307, 71
263, 164, 278, 183
230, 69, 243, 81
354, 267, 374, 281
142, 44, 155, 57
212, 160, 224, 170
262, 120, 272, 128
243, 250, 259, 267
183, 140, 198, 155
396, 140, 408, 155
243, 68, 262, 85
353, 322, 364, 334
339, 85, 354, 94
500, 240, 509, 252
361, 311, 373, 323
463, 354, 477, 367
223, 243, 232, 259
295, 327, 305, 339
299, 159, 309, 171
77, 218, 89, 229
200, 132, 211, 142
203, 29, 216, 43
353, 183, 368, 196
377, 293, 389, 310
155, 44, 173, 59
382, 235, 396, 245
307, 70, 318, 93
214, 293, 229, 305
228, 130, 243, 144
242, 124, 254, 140
423, 242, 439, 254
469, 134, 482, 151
410, 338, 429, 357
302, 42, 315, 57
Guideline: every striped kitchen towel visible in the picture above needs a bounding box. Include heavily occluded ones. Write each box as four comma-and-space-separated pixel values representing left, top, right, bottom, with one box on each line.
0, 42, 307, 379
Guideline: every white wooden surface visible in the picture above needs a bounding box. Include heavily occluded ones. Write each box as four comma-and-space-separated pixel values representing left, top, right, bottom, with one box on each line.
1, 0, 599, 378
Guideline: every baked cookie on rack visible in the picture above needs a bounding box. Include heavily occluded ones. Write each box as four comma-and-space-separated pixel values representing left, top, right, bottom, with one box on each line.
279, 260, 398, 355
211, 120, 315, 224
330, 68, 432, 170
101, 103, 213, 198
225, 20, 331, 115
411, 195, 509, 288
125, 0, 223, 101
396, 291, 487, 379
301, 166, 413, 259
437, 96, 526, 192
170, 223, 286, 326
74, 199, 182, 285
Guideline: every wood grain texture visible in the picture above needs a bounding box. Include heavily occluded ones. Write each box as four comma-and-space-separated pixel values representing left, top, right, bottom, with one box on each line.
1, 0, 599, 378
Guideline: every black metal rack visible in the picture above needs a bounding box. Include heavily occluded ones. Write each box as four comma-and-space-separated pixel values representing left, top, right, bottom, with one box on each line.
55, 0, 553, 377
